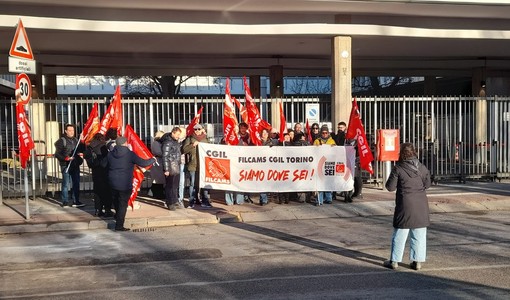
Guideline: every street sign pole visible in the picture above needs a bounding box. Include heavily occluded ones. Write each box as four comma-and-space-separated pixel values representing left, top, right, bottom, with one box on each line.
10, 18, 36, 220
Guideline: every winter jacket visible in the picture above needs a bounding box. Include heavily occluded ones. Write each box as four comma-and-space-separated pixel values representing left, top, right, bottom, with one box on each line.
54, 135, 84, 170
161, 133, 181, 176
313, 135, 336, 146
182, 134, 209, 172
150, 139, 166, 184
261, 138, 275, 146
84, 139, 108, 181
107, 145, 154, 191
385, 158, 431, 229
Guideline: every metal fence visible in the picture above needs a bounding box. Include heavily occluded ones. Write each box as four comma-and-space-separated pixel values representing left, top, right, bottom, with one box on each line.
1, 95, 509, 197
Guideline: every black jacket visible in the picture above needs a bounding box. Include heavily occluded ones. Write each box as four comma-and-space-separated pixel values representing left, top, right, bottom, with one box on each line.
84, 139, 108, 180
107, 145, 154, 191
161, 133, 181, 175
385, 158, 431, 229
54, 135, 84, 170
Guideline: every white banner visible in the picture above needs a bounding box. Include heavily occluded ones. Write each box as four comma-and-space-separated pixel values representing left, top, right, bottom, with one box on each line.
198, 144, 356, 193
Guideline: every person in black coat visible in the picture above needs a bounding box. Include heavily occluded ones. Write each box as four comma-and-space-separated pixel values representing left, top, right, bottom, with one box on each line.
161, 127, 183, 210
54, 123, 85, 208
384, 143, 431, 271
84, 133, 113, 217
107, 136, 155, 231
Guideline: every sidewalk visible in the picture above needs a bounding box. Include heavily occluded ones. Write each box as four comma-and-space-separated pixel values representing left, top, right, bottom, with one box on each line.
1, 181, 510, 235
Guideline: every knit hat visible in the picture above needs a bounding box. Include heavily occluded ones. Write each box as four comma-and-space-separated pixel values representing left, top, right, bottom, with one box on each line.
320, 125, 329, 133
116, 136, 127, 145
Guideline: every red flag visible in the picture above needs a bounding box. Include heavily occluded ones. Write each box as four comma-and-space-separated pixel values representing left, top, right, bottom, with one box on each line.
223, 78, 239, 145
99, 85, 123, 135
129, 166, 145, 209
233, 97, 248, 124
305, 118, 312, 143
125, 124, 153, 160
278, 101, 288, 142
345, 98, 374, 175
186, 106, 204, 137
15, 102, 34, 169
80, 103, 100, 145
124, 124, 154, 208
243, 77, 271, 146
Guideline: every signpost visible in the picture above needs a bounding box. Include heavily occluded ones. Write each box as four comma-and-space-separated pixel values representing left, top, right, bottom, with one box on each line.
9, 19, 36, 219
8, 19, 36, 75
305, 103, 320, 124
15, 73, 32, 105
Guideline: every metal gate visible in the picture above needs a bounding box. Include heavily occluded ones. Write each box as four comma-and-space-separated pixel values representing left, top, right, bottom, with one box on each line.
1, 96, 509, 197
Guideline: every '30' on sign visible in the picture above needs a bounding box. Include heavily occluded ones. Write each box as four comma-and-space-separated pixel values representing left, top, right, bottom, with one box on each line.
16, 73, 32, 105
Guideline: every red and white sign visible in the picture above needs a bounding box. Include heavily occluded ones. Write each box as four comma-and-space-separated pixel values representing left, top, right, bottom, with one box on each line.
15, 73, 31, 105
10, 19, 34, 60
199, 143, 356, 193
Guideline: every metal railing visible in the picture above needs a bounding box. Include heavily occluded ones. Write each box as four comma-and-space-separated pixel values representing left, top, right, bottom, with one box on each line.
1, 96, 509, 197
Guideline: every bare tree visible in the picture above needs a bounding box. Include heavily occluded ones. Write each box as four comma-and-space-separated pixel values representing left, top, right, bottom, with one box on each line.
353, 76, 420, 94
287, 77, 331, 94
123, 75, 193, 97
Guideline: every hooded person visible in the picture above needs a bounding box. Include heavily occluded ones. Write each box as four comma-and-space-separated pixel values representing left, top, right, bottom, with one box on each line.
384, 143, 431, 271
107, 136, 156, 231
313, 125, 335, 146
313, 125, 336, 206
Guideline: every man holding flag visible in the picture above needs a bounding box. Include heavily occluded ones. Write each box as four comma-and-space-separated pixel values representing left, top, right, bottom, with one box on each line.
107, 136, 156, 231
54, 123, 85, 208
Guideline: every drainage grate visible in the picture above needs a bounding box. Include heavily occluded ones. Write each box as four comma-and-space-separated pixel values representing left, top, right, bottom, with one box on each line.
132, 227, 157, 232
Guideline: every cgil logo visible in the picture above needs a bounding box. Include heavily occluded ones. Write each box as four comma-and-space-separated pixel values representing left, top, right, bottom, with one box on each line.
206, 150, 228, 158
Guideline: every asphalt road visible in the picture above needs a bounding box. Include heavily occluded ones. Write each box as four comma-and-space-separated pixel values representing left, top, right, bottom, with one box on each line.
0, 211, 509, 299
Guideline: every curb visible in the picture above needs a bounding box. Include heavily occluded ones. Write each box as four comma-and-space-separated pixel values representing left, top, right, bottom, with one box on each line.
1, 199, 509, 235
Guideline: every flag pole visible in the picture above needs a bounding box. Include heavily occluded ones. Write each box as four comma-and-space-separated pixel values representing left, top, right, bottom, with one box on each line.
64, 140, 80, 174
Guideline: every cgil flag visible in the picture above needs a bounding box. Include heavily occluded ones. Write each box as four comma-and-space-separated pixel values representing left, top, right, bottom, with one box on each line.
345, 98, 374, 175
305, 118, 312, 143
99, 85, 123, 136
186, 106, 204, 137
223, 78, 239, 145
233, 96, 248, 124
124, 124, 154, 208
15, 101, 34, 169
80, 103, 100, 145
279, 101, 288, 142
243, 76, 271, 146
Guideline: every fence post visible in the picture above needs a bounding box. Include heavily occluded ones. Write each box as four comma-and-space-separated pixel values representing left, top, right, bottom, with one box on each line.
0, 134, 3, 206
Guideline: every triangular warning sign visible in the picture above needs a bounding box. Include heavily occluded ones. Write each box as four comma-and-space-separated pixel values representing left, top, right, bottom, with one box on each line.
9, 19, 34, 60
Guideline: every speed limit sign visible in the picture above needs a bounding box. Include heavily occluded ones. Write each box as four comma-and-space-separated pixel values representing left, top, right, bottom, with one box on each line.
16, 73, 31, 105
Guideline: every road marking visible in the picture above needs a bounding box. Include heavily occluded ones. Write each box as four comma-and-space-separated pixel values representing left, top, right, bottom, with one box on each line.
437, 184, 510, 194
3, 264, 510, 298
428, 192, 481, 197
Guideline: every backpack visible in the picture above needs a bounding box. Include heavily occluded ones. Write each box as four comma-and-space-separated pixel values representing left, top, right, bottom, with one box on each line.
84, 146, 98, 167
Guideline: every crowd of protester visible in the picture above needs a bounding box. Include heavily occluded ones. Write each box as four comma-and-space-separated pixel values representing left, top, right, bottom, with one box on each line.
57, 121, 364, 230
144, 121, 364, 208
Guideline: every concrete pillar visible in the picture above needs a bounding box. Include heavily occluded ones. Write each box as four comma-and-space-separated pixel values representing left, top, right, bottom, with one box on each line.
331, 36, 352, 126
424, 76, 436, 96
269, 65, 283, 98
29, 62, 43, 100
472, 67, 486, 97
472, 67, 487, 164
43, 74, 58, 98
249, 75, 261, 99
269, 65, 283, 128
